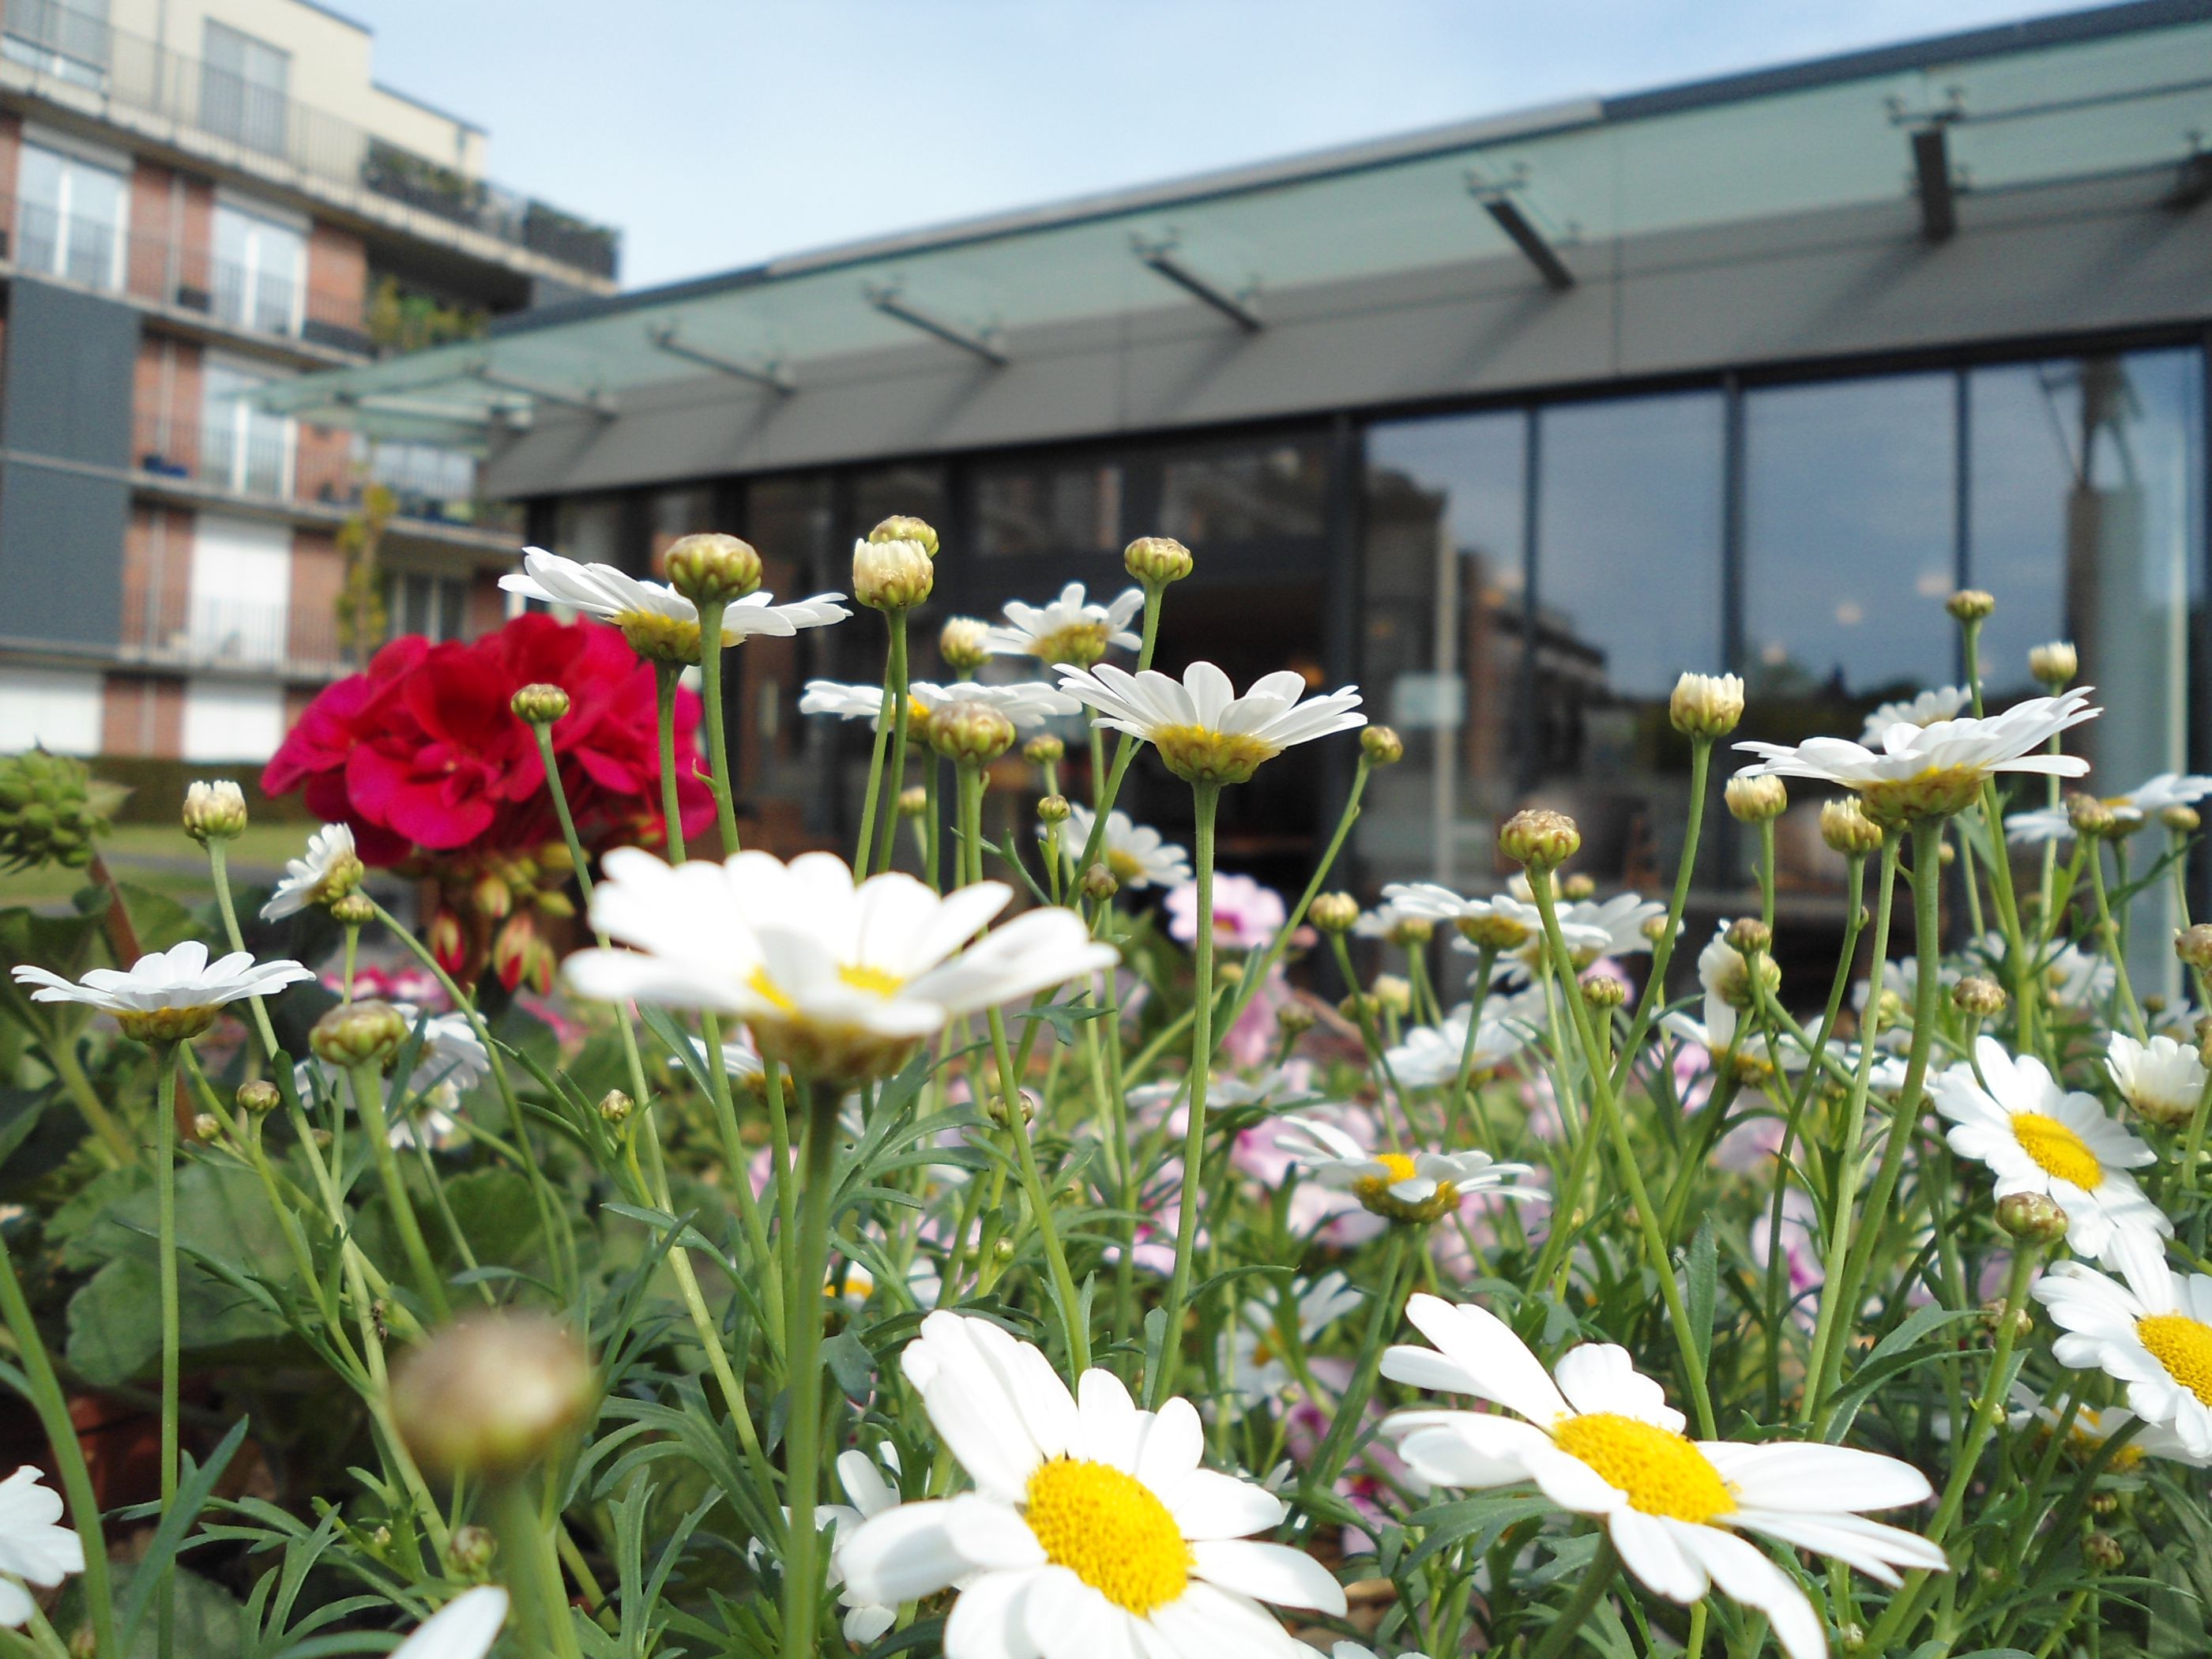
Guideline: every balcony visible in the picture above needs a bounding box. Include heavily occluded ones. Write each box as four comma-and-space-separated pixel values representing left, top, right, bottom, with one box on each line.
131, 405, 523, 536
0, 0, 619, 280
119, 593, 342, 676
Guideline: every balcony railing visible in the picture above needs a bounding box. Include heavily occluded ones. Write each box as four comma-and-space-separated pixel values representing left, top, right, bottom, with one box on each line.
121, 594, 342, 674
131, 407, 523, 534
0, 0, 619, 279
2, 194, 371, 348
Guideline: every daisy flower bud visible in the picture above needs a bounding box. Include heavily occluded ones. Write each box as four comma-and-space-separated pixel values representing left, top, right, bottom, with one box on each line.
1820, 798, 1886, 856
1360, 725, 1405, 766
597, 1089, 634, 1125
182, 779, 247, 844
2030, 639, 2078, 690
1023, 733, 1065, 765
1372, 975, 1413, 1017
310, 999, 408, 1070
2067, 792, 2120, 839
663, 532, 762, 605
1725, 773, 1787, 824
2083, 1532, 2124, 1573
2179, 924, 2212, 970
448, 1523, 496, 1578
897, 785, 929, 818
392, 1312, 594, 1482
1668, 672, 1744, 739
852, 536, 933, 611
1276, 1001, 1318, 1036
1080, 862, 1119, 902
329, 892, 376, 928
1499, 808, 1579, 871
1310, 893, 1360, 934
1037, 794, 1072, 826
510, 683, 571, 724
1123, 534, 1193, 587
1953, 975, 2007, 1018
2163, 804, 2201, 833
1725, 917, 1771, 956
1582, 972, 1626, 1010
191, 1113, 220, 1142
1996, 1191, 2069, 1243
939, 615, 992, 673
1947, 588, 1996, 622
1560, 872, 1597, 901
236, 1079, 281, 1115
931, 700, 1017, 763
869, 514, 939, 558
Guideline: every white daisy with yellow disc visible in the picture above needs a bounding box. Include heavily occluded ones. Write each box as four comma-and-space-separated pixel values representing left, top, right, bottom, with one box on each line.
1273, 1115, 1544, 1225
2035, 1231, 2212, 1461
1380, 1295, 1947, 1659
836, 1311, 1345, 1657
1935, 1035, 2169, 1262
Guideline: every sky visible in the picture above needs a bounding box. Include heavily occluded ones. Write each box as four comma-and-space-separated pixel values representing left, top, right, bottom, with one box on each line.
344, 0, 2093, 293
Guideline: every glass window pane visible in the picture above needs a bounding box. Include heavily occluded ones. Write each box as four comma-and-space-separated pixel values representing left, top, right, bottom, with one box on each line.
975, 458, 1120, 557
743, 475, 839, 826
646, 485, 718, 574
1158, 438, 1325, 544
1361, 411, 1525, 888
852, 465, 946, 542
1532, 393, 1725, 886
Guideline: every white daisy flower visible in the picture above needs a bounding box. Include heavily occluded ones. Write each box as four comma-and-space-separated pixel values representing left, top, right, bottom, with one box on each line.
1222, 1272, 1364, 1409
912, 679, 1084, 730
683, 1032, 766, 1085
12, 940, 314, 1044
566, 849, 1117, 1084
501, 547, 847, 664
2106, 1031, 2207, 1130
1048, 805, 1191, 890
799, 679, 897, 724
986, 582, 1146, 668
1432, 889, 1662, 985
2035, 1231, 2212, 1459
0, 1468, 82, 1630
1055, 661, 1364, 786
1734, 687, 2098, 822
1935, 1035, 2167, 1262
1693, 922, 1781, 1051
1380, 1295, 1947, 1659
1275, 1115, 1545, 1224
2007, 772, 2212, 844
392, 1585, 509, 1659
836, 1311, 1347, 1657
260, 822, 364, 920
1386, 993, 1543, 1089
2003, 1382, 2210, 1471
1352, 896, 1438, 944
1860, 686, 1973, 744
296, 1003, 491, 1149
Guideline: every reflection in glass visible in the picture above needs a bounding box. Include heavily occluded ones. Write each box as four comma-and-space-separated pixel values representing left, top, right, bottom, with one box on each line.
1532, 393, 1724, 887
645, 486, 718, 575
1159, 439, 1324, 544
1362, 412, 1525, 888
975, 458, 1119, 556
852, 465, 947, 545
744, 476, 840, 824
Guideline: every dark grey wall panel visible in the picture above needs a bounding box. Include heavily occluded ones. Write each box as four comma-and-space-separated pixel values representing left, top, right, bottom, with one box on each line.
0, 279, 141, 645
486, 167, 2212, 498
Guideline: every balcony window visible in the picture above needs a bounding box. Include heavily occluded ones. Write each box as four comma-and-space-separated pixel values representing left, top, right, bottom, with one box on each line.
186, 515, 292, 668
213, 204, 305, 337
16, 141, 126, 291
366, 439, 478, 522
201, 363, 292, 498
200, 21, 288, 156
2, 0, 107, 87
386, 571, 472, 643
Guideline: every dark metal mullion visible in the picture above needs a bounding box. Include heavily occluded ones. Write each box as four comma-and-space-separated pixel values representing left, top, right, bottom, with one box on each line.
1515, 404, 1542, 798
1716, 374, 1747, 898
1954, 368, 1973, 687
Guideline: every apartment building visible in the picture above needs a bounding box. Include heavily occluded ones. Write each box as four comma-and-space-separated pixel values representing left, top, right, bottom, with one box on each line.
0, 0, 619, 764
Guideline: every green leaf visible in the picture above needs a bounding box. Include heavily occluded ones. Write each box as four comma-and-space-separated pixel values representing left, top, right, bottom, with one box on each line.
824, 1329, 876, 1401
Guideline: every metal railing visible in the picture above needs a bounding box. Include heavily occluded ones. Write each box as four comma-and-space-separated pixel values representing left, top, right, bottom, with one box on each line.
2, 194, 371, 348
122, 593, 343, 673
0, 0, 619, 278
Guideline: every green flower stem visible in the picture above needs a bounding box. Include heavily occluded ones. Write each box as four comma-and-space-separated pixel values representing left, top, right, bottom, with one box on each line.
33, 1029, 131, 1165
366, 899, 574, 1298
1150, 780, 1219, 1409
1299, 1225, 1409, 1507
1612, 739, 1713, 1090
852, 614, 906, 879
1065, 590, 1165, 877
153, 1046, 179, 1659
782, 1081, 841, 1659
698, 600, 742, 856
696, 1005, 787, 1353
1817, 820, 1947, 1424
1976, 777, 2034, 1045
1526, 1534, 1617, 1659
493, 1477, 582, 1659
1864, 1243, 2040, 1652
2083, 839, 2148, 1041
0, 1229, 116, 1659
1954, 820, 1987, 944
985, 1006, 1089, 1373
871, 611, 912, 878
344, 1064, 451, 1321
1528, 869, 1716, 1438
923, 761, 942, 891
1757, 818, 1778, 931
1327, 933, 1407, 1151
204, 840, 283, 1063
1448, 945, 1502, 1123
655, 664, 690, 866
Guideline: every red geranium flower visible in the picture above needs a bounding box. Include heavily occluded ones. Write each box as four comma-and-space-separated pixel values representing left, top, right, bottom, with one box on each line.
265, 612, 713, 867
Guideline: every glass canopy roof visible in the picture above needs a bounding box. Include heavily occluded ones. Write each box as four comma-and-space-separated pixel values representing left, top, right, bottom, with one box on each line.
261, 4, 2212, 450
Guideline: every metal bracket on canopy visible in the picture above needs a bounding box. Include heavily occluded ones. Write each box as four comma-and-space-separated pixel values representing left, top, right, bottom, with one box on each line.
1132, 230, 1263, 331
645, 322, 794, 393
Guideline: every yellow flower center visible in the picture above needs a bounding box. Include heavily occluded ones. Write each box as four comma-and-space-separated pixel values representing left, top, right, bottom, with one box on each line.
2010, 1112, 2103, 1190
1107, 848, 1147, 883
837, 964, 906, 999
747, 967, 795, 1013
1549, 1413, 1736, 1523
1033, 621, 1112, 668
1352, 1152, 1458, 1224
612, 608, 702, 665
2137, 1314, 2212, 1406
1857, 764, 1986, 824
1149, 724, 1282, 786
115, 1005, 223, 1044
1023, 1457, 1191, 1615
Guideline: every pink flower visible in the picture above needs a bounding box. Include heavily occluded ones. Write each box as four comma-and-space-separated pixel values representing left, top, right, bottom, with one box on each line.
1166, 873, 1287, 950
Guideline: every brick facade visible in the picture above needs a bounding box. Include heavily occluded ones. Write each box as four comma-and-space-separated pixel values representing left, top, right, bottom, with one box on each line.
119, 506, 194, 654
288, 528, 343, 663
100, 674, 183, 758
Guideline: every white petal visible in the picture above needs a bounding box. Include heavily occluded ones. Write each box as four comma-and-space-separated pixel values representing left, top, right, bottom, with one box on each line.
1552, 1345, 1683, 1431
1190, 1539, 1347, 1614
1398, 1295, 1570, 1425
1607, 1508, 1706, 1603
946, 1568, 1050, 1659
1700, 1442, 1933, 1513
840, 1497, 1044, 1605
1134, 1398, 1206, 1492
393, 1586, 511, 1659
1676, 1528, 1826, 1659
1164, 1469, 1284, 1540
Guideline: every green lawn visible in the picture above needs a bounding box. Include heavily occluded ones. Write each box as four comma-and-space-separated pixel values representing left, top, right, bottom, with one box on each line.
0, 822, 314, 909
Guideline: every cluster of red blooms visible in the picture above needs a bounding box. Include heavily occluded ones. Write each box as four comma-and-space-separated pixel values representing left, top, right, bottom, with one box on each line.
264, 612, 713, 988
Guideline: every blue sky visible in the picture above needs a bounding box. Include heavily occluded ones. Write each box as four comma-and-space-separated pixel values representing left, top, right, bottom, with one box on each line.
348, 0, 2088, 291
